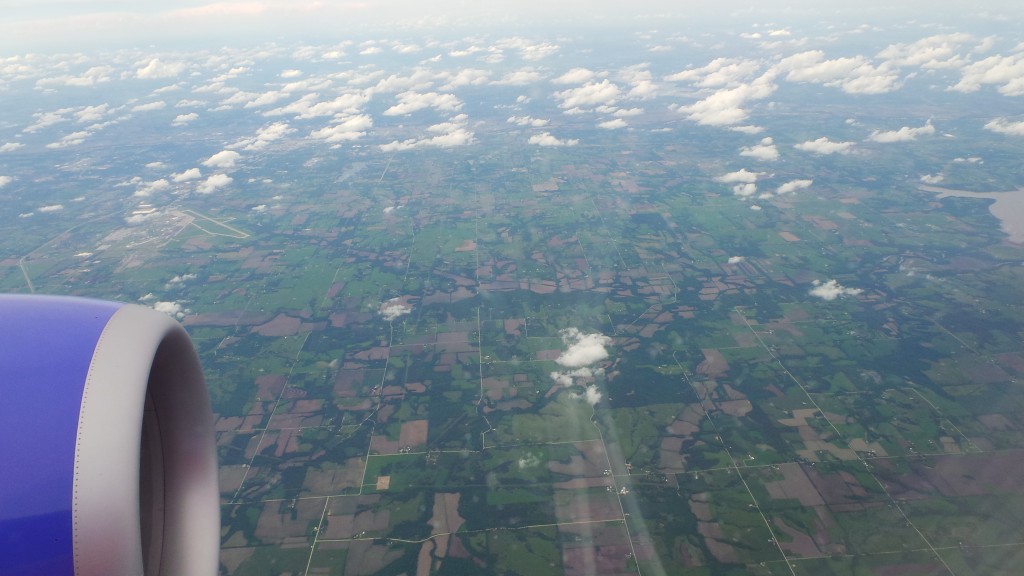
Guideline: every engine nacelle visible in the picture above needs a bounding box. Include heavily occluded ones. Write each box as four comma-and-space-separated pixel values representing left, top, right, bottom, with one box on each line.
0, 295, 219, 576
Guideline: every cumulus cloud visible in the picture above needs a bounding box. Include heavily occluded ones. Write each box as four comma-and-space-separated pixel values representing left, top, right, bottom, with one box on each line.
877, 33, 971, 69
584, 385, 602, 406
666, 57, 761, 87
598, 118, 628, 130
952, 53, 1024, 96
740, 137, 779, 161
266, 92, 370, 119
0, 176, 12, 188
202, 150, 241, 169
776, 51, 900, 94
809, 279, 863, 301
555, 328, 611, 368
0, 143, 24, 152
132, 101, 166, 112
310, 114, 372, 143
727, 256, 745, 264
45, 131, 91, 149
171, 113, 198, 126
528, 132, 578, 146
38, 204, 64, 213
135, 179, 171, 197
554, 79, 622, 110
136, 59, 186, 79
676, 72, 777, 126
984, 118, 1024, 136
794, 137, 855, 155
920, 173, 945, 184
172, 168, 202, 182
732, 183, 758, 197
868, 121, 934, 143
196, 174, 232, 194
380, 298, 412, 321
383, 91, 462, 115
553, 67, 598, 84
492, 69, 545, 86
379, 115, 473, 151
508, 116, 549, 127
36, 65, 115, 88
153, 301, 185, 317
715, 169, 761, 184
234, 121, 294, 150
777, 179, 813, 194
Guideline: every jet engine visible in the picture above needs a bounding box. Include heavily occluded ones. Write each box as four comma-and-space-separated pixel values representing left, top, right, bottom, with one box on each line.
0, 295, 219, 576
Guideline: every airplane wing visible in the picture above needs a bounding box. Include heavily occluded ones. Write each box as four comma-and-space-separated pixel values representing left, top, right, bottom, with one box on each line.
0, 295, 219, 576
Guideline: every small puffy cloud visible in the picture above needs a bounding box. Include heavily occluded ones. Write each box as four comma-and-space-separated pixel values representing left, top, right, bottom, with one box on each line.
75, 104, 110, 124
952, 53, 1024, 96
492, 68, 545, 86
0, 143, 24, 152
136, 59, 187, 79
676, 73, 777, 126
984, 118, 1024, 136
715, 169, 761, 184
281, 69, 302, 78
727, 256, 745, 264
583, 385, 602, 406
172, 113, 199, 126
666, 57, 761, 87
878, 33, 972, 69
202, 150, 241, 169
310, 114, 373, 143
794, 137, 855, 155
167, 274, 197, 285
776, 51, 900, 94
196, 174, 232, 194
732, 183, 758, 197
45, 131, 91, 149
777, 179, 813, 194
920, 173, 945, 184
438, 68, 490, 90
36, 65, 115, 88
508, 116, 549, 127
554, 79, 621, 110
153, 301, 184, 317
553, 67, 597, 85
598, 118, 628, 130
132, 101, 166, 112
383, 91, 463, 115
265, 92, 370, 119
172, 168, 202, 182
135, 179, 171, 197
809, 279, 863, 301
380, 298, 412, 321
0, 176, 12, 188
235, 121, 294, 150
740, 137, 779, 161
39, 204, 64, 213
868, 121, 934, 143
528, 132, 578, 146
556, 328, 611, 368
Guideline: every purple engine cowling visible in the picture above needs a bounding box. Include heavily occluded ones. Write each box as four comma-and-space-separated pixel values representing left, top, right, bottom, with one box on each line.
0, 295, 219, 576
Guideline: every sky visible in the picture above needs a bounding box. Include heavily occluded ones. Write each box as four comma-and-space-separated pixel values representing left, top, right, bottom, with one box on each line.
3, 0, 1023, 54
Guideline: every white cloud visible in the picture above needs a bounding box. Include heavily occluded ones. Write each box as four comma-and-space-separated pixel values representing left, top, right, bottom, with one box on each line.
553, 67, 597, 85
196, 174, 232, 194
528, 132, 578, 146
202, 150, 241, 169
666, 57, 761, 87
132, 101, 166, 112
676, 72, 776, 126
555, 328, 611, 368
492, 69, 545, 86
309, 114, 373, 143
38, 204, 64, 213
777, 179, 813, 194
732, 183, 758, 197
167, 273, 197, 284
24, 110, 69, 133
507, 116, 549, 127
171, 112, 198, 126
136, 58, 186, 79
383, 91, 462, 115
554, 79, 621, 110
0, 143, 24, 152
584, 385, 602, 406
984, 118, 1024, 136
36, 65, 115, 88
597, 118, 627, 130
0, 176, 12, 188
777, 51, 901, 94
172, 168, 202, 182
809, 279, 863, 301
739, 137, 779, 161
235, 121, 293, 150
281, 69, 302, 78
715, 169, 761, 184
134, 179, 171, 197
75, 104, 110, 124
45, 130, 90, 149
920, 173, 945, 184
878, 33, 972, 69
952, 54, 1024, 96
265, 92, 370, 119
869, 121, 934, 143
380, 298, 412, 321
613, 108, 643, 117
794, 137, 855, 155
153, 301, 184, 317
727, 256, 745, 264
